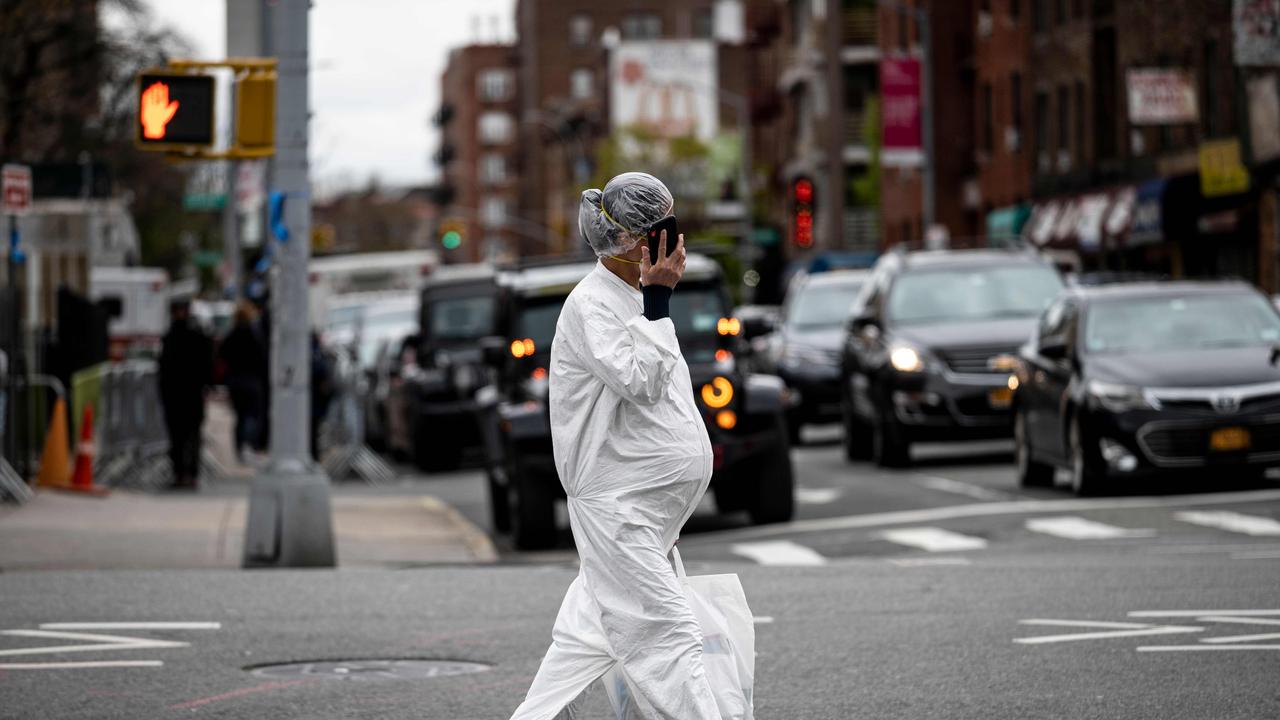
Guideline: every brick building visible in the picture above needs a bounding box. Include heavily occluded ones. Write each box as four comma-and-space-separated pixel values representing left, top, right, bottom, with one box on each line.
512, 0, 752, 257
878, 0, 980, 249
973, 0, 1034, 244
434, 44, 521, 263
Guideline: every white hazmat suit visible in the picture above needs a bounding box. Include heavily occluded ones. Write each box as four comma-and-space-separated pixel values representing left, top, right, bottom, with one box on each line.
508, 174, 722, 720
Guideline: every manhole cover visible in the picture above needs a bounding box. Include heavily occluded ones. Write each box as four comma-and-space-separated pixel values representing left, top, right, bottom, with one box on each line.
248, 659, 491, 681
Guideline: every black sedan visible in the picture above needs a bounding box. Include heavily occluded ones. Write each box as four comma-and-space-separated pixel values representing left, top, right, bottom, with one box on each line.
1014, 281, 1280, 494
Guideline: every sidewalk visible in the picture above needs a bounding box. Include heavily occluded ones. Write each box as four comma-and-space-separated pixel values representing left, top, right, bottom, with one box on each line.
0, 489, 497, 572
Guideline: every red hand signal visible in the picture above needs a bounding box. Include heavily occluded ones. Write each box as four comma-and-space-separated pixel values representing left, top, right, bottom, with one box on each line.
141, 82, 180, 139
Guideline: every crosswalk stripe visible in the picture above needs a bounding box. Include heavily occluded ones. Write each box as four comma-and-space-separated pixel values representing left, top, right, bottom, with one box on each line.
795, 487, 842, 505
876, 527, 988, 552
730, 540, 828, 566
1025, 516, 1155, 540
1174, 511, 1280, 537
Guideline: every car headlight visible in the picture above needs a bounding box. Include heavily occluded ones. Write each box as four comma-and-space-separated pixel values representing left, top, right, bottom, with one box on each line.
889, 345, 926, 373
1087, 380, 1159, 412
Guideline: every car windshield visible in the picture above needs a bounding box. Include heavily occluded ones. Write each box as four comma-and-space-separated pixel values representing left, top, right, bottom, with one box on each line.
671, 285, 729, 363
887, 265, 1062, 325
357, 310, 416, 367
429, 295, 495, 340
1084, 292, 1280, 354
517, 298, 566, 356
788, 277, 865, 329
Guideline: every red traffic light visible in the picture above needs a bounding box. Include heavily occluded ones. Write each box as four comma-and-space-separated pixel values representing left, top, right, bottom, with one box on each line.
793, 178, 814, 204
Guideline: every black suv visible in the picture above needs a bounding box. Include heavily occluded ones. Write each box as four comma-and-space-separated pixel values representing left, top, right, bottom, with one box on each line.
479, 255, 795, 549
401, 264, 500, 471
841, 248, 1063, 466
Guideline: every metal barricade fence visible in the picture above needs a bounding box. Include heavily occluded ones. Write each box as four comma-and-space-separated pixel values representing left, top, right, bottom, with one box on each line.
73, 360, 179, 491
319, 350, 394, 485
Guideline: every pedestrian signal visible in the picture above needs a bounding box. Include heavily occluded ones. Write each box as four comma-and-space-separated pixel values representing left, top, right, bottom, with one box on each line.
136, 73, 215, 149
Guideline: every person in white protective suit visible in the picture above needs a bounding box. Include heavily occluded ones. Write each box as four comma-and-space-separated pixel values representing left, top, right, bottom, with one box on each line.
508, 172, 722, 720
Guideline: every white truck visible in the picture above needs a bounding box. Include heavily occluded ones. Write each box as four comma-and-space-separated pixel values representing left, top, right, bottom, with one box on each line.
89, 266, 170, 360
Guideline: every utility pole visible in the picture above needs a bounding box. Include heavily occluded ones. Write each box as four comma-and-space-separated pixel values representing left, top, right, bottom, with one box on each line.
242, 0, 335, 568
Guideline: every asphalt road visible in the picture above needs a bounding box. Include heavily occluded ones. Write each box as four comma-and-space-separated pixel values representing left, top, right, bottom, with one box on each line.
3, 426, 1279, 718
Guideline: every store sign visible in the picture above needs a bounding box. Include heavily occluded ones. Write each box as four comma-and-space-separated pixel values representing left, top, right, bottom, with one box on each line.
1126, 69, 1199, 125
610, 41, 718, 142
1199, 138, 1251, 198
2, 164, 32, 215
881, 57, 922, 152
1234, 0, 1280, 66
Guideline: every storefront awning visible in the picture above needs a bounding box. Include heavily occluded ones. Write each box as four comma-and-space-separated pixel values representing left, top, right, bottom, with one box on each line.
985, 205, 1031, 246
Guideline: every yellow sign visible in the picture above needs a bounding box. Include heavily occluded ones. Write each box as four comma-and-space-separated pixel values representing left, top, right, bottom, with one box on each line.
1199, 139, 1251, 198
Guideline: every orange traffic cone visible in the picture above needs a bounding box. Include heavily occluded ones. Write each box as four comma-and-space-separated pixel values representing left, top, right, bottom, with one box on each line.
36, 397, 72, 488
68, 404, 108, 496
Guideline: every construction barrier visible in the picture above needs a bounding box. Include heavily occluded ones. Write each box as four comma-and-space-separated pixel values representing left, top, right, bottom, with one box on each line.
319, 349, 394, 485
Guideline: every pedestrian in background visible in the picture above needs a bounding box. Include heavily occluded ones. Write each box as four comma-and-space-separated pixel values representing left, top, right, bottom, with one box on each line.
309, 331, 334, 461
158, 299, 213, 490
218, 302, 268, 464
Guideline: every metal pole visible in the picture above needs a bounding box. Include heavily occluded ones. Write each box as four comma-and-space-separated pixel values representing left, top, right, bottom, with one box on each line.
918, 6, 935, 232
734, 93, 754, 301
242, 0, 335, 568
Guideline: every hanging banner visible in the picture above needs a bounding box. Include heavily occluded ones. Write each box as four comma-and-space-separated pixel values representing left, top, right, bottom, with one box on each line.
1234, 0, 1280, 66
880, 57, 922, 154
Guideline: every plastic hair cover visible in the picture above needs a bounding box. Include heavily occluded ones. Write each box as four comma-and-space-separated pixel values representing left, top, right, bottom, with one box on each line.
578, 171, 675, 258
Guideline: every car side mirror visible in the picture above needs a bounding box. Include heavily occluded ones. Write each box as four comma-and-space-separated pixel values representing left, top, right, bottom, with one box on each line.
848, 311, 879, 335
479, 335, 507, 367
740, 315, 776, 341
1038, 338, 1069, 361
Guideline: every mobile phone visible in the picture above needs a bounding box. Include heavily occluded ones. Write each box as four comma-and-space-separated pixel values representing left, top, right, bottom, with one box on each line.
646, 216, 679, 262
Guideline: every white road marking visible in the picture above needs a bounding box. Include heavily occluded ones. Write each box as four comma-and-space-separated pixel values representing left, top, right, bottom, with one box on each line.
1014, 619, 1203, 644
1195, 616, 1280, 643
913, 475, 1017, 502
1025, 516, 1154, 540
1201, 632, 1280, 643
1137, 645, 1280, 652
795, 487, 842, 505
876, 527, 988, 552
1129, 609, 1280, 618
730, 540, 828, 566
1146, 544, 1280, 554
678, 488, 1280, 547
0, 660, 165, 670
1174, 511, 1280, 536
887, 557, 973, 567
39, 622, 221, 631
752, 616, 775, 625
0, 630, 188, 657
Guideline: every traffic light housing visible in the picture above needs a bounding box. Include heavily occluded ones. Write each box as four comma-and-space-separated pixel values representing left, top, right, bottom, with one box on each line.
439, 218, 467, 250
135, 73, 215, 149
236, 71, 276, 149
792, 177, 815, 248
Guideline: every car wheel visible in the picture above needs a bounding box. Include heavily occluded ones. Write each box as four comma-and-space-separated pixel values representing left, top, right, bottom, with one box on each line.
1069, 418, 1104, 496
842, 393, 872, 462
1014, 407, 1055, 488
872, 405, 910, 468
749, 418, 795, 524
508, 461, 556, 550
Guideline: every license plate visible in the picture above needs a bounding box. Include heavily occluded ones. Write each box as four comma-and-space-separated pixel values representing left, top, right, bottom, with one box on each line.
1210, 427, 1251, 452
988, 387, 1014, 408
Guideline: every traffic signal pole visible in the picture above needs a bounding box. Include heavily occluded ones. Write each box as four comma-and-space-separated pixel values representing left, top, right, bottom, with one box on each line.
242, 0, 335, 568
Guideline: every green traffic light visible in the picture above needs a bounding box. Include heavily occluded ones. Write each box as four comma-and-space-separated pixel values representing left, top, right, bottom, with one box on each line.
442, 230, 462, 249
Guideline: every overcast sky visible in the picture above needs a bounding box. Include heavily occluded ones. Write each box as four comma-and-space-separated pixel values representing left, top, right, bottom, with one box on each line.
134, 0, 515, 191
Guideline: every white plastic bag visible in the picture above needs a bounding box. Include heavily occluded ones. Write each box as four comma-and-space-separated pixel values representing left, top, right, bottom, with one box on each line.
604, 546, 756, 719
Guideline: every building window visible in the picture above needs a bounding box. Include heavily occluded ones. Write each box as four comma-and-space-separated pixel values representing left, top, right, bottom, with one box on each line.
481, 197, 509, 228
478, 112, 514, 144
981, 82, 994, 153
1055, 0, 1067, 24
480, 153, 507, 184
1073, 0, 1085, 19
694, 8, 714, 38
1203, 38, 1220, 137
1033, 0, 1045, 32
622, 12, 661, 39
1074, 81, 1086, 165
1035, 90, 1049, 165
1010, 0, 1021, 21
1057, 85, 1070, 170
569, 13, 593, 47
570, 68, 594, 100
477, 69, 513, 102
897, 7, 909, 49
1011, 71, 1023, 150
